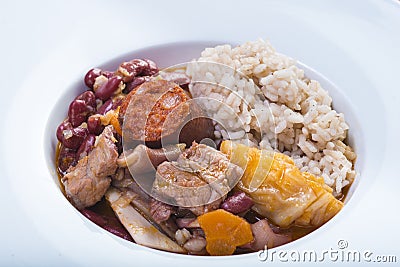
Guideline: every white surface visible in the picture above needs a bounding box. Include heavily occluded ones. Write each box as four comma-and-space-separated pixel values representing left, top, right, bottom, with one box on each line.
1, 0, 400, 266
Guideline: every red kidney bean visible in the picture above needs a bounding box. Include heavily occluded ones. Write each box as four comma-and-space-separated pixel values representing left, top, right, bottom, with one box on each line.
56, 120, 73, 143
96, 99, 113, 115
112, 97, 123, 109
142, 59, 158, 76
95, 76, 123, 101
117, 59, 148, 83
101, 70, 115, 79
124, 76, 150, 93
58, 145, 77, 173
65, 127, 88, 150
220, 191, 254, 214
84, 68, 102, 89
68, 91, 96, 127
76, 134, 96, 160
57, 121, 88, 150
87, 116, 104, 135
76, 90, 96, 107
68, 100, 90, 127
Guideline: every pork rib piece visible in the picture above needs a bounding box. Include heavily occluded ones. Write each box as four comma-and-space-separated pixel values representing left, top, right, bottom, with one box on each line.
62, 125, 118, 209
152, 142, 244, 215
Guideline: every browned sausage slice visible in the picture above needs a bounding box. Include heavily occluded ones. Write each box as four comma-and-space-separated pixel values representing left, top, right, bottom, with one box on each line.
121, 79, 214, 147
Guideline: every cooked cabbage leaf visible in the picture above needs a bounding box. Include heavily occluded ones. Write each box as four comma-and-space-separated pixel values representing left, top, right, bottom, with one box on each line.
220, 140, 343, 227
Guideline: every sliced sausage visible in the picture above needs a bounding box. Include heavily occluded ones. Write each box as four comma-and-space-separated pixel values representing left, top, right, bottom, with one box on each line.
120, 79, 214, 148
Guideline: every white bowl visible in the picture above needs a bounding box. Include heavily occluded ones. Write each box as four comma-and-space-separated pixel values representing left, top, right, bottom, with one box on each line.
3, 1, 399, 265
43, 41, 366, 258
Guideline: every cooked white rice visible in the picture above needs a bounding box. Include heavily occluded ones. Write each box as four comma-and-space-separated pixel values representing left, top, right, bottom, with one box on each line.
186, 39, 356, 196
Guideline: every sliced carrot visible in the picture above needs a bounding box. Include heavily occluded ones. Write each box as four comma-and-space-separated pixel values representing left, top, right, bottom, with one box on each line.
110, 107, 122, 136
197, 209, 253, 256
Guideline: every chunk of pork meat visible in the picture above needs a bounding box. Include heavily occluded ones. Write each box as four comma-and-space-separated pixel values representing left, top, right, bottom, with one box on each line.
62, 125, 118, 209
152, 142, 244, 216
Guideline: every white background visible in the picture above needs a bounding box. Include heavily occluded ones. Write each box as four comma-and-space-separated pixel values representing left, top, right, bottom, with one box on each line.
1, 0, 400, 266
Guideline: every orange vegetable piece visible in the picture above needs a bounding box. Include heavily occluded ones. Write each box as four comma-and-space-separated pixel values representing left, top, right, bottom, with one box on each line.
197, 209, 253, 256
110, 107, 122, 136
